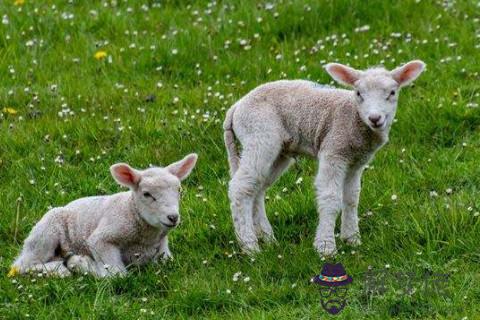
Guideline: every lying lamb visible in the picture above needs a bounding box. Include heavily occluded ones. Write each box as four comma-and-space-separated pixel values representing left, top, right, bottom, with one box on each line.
224, 60, 425, 256
9, 153, 197, 277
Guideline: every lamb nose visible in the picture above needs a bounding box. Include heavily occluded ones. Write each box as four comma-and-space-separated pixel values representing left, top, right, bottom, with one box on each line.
167, 215, 178, 224
368, 115, 381, 124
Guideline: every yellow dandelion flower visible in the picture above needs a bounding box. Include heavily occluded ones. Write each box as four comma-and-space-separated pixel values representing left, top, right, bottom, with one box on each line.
94, 50, 107, 60
14, 0, 25, 6
8, 266, 20, 277
3, 107, 18, 115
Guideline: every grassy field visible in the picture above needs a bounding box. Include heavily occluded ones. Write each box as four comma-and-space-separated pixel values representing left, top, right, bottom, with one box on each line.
1, 0, 479, 318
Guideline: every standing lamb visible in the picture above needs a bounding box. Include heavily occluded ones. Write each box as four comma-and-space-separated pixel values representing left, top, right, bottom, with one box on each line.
224, 60, 425, 256
9, 153, 198, 277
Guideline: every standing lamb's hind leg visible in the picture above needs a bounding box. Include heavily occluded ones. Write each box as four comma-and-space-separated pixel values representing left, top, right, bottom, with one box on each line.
314, 153, 348, 256
228, 139, 282, 253
341, 166, 363, 246
253, 155, 294, 243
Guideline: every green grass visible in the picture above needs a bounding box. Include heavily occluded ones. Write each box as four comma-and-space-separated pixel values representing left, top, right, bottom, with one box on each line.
1, 0, 479, 318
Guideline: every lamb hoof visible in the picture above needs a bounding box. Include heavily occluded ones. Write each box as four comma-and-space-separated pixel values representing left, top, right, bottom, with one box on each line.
241, 241, 261, 255
160, 252, 174, 263
315, 240, 337, 257
341, 233, 362, 246
54, 268, 72, 278
66, 255, 89, 273
260, 233, 277, 244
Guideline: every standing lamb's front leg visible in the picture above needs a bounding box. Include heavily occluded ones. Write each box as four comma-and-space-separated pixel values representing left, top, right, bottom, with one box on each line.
314, 153, 348, 256
341, 166, 363, 246
86, 233, 127, 278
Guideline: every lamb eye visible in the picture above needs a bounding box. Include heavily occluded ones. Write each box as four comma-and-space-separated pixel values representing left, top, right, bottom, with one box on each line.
386, 90, 396, 100
143, 192, 155, 200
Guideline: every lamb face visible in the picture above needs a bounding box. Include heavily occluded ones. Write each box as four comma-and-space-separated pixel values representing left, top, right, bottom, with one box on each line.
325, 60, 425, 132
353, 70, 400, 131
134, 168, 182, 229
110, 153, 197, 229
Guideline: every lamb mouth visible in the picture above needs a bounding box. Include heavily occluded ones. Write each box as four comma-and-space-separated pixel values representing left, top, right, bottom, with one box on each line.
160, 222, 177, 228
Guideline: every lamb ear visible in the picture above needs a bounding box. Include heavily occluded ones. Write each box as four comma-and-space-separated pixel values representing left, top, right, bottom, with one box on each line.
110, 163, 141, 188
391, 60, 426, 87
167, 153, 198, 180
324, 63, 362, 87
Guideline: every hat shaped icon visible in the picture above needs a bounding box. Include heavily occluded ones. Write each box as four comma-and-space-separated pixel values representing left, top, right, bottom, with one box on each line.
313, 263, 353, 287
